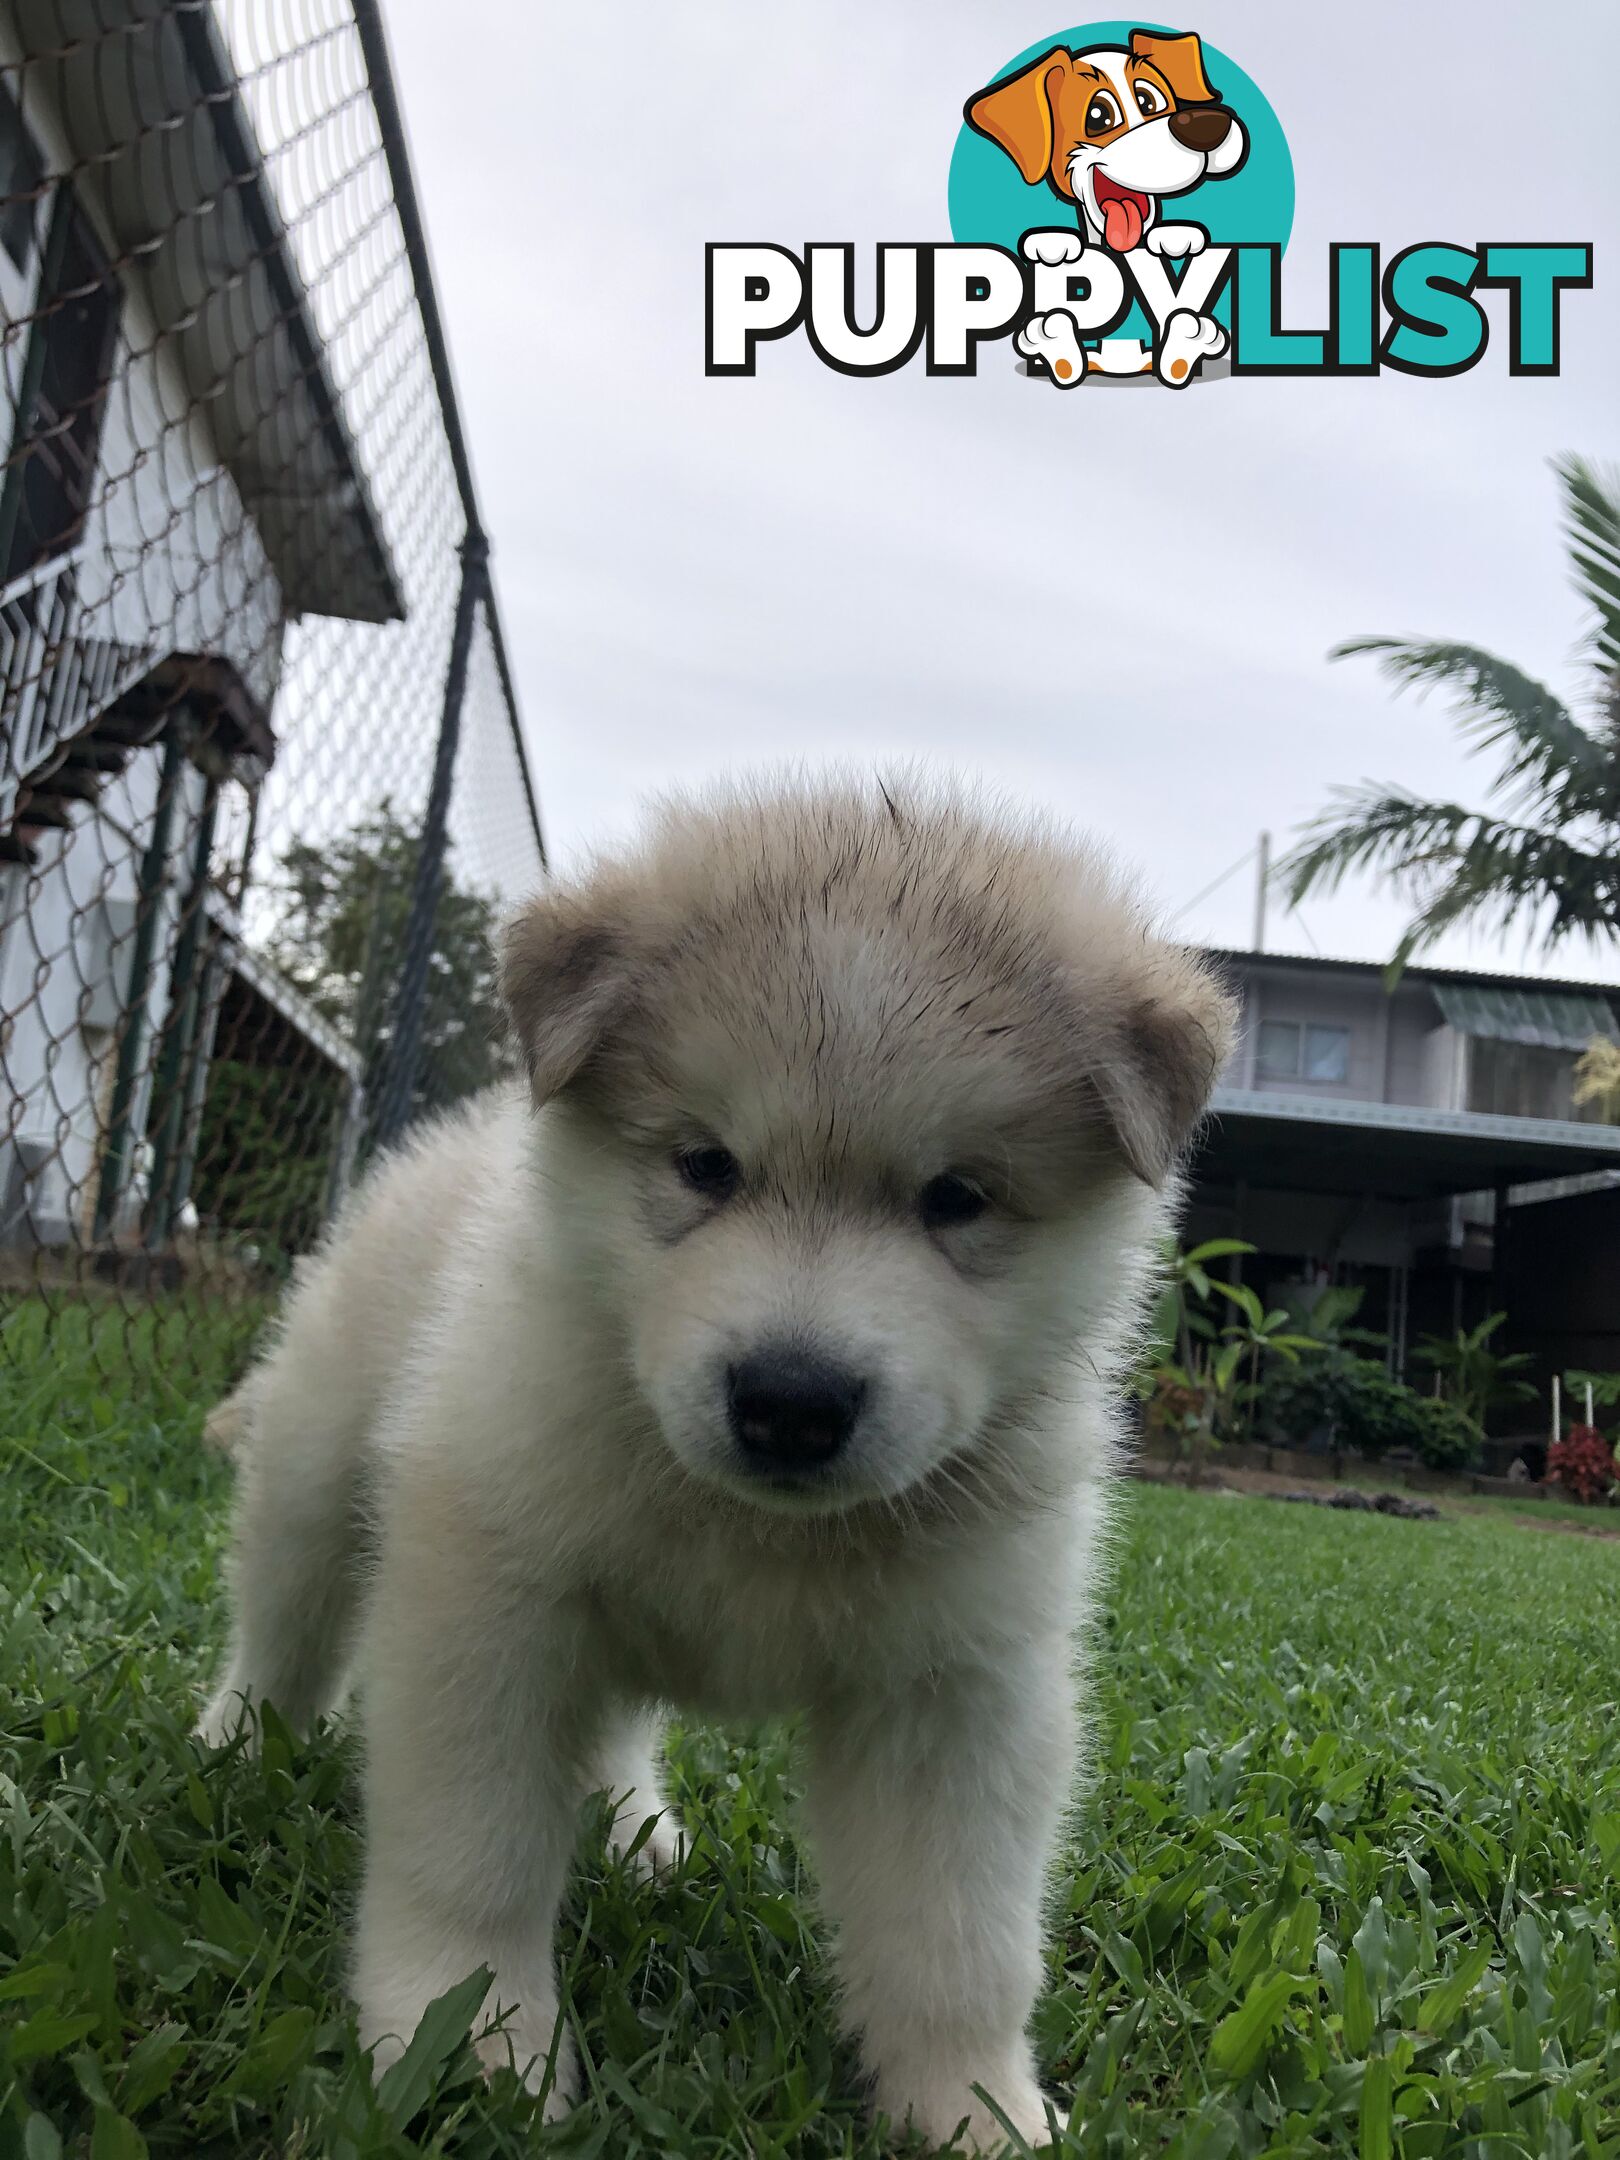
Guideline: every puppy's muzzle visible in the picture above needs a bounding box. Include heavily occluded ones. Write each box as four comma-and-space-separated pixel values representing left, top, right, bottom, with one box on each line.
728, 1345, 866, 1471
1168, 106, 1233, 152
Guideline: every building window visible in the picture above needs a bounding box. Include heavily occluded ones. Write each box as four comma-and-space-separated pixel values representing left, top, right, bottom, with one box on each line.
0, 76, 44, 272
1257, 1019, 1351, 1084
0, 187, 120, 584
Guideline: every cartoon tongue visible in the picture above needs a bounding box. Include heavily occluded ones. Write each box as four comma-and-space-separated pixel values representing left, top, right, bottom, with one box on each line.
1103, 196, 1144, 252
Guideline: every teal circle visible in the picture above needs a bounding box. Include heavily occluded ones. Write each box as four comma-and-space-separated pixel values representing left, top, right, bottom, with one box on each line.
947, 22, 1293, 340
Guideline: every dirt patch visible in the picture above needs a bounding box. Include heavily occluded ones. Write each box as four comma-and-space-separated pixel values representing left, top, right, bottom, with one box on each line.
1134, 1459, 1620, 1543
1449, 1501, 1620, 1545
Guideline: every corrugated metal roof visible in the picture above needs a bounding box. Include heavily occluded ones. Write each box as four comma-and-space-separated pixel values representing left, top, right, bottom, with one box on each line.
1432, 983, 1620, 1051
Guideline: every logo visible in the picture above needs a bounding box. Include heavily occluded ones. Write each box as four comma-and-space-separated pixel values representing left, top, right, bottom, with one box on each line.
705, 21, 1592, 387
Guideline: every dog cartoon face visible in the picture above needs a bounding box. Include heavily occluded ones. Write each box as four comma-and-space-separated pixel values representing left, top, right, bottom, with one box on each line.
966, 29, 1246, 250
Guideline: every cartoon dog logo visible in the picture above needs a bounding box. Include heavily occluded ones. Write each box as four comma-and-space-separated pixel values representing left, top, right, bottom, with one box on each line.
965, 28, 1246, 386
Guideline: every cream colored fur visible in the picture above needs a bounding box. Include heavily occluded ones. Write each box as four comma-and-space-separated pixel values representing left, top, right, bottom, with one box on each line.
199, 773, 1234, 2153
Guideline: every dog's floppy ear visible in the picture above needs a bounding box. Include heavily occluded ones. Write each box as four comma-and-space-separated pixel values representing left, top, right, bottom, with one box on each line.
1128, 28, 1218, 105
1089, 949, 1237, 1187
964, 48, 1071, 185
500, 888, 631, 1104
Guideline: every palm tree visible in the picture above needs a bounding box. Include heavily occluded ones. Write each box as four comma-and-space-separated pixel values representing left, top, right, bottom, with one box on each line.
1280, 456, 1620, 975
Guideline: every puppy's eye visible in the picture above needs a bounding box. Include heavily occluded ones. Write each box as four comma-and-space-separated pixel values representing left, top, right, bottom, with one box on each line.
677, 1143, 740, 1199
1134, 81, 1167, 116
919, 1173, 990, 1231
1084, 91, 1122, 136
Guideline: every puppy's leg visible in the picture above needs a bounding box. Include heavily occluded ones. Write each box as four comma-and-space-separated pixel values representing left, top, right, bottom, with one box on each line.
804, 1643, 1076, 2154
587, 1711, 684, 1879
352, 1482, 595, 2114
197, 1381, 365, 1745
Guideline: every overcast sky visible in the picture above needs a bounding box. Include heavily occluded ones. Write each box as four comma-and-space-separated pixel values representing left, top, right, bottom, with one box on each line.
380, 0, 1619, 980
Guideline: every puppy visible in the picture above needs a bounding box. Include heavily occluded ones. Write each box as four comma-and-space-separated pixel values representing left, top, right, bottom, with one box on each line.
967, 29, 1245, 388
199, 775, 1234, 2153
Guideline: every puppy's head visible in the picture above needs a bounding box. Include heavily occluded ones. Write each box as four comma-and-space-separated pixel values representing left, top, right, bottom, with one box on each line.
501, 777, 1234, 1523
965, 31, 1246, 251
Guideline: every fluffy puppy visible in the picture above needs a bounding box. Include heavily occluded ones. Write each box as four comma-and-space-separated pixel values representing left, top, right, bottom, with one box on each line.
200, 774, 1234, 2153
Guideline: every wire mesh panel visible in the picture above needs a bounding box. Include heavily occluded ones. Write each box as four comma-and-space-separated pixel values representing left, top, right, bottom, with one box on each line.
0, 0, 544, 1405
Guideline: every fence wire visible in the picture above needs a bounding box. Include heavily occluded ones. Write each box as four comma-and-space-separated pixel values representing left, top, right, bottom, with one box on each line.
0, 0, 545, 1401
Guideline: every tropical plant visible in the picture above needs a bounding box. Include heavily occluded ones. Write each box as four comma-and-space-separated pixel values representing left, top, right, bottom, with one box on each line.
1206, 1279, 1318, 1413
1280, 455, 1620, 976
1573, 1037, 1620, 1122
1565, 1368, 1620, 1414
1139, 1241, 1318, 1480
1412, 1312, 1537, 1437
1143, 1238, 1257, 1375
1277, 1281, 1392, 1360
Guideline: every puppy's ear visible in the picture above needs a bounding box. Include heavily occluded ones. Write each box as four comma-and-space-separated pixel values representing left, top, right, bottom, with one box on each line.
964, 49, 1070, 185
1128, 28, 1218, 104
499, 890, 630, 1104
1090, 950, 1236, 1186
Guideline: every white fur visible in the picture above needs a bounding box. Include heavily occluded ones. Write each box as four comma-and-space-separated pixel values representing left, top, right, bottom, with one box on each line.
200, 775, 1232, 2154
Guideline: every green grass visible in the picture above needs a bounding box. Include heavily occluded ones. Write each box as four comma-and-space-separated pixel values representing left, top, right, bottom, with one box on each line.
1450, 1489, 1620, 1534
4, 1371, 1620, 2157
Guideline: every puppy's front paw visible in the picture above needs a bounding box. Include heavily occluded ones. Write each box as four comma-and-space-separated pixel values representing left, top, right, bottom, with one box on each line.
1020, 228, 1086, 267
195, 1687, 257, 1752
475, 2017, 579, 2119
367, 1998, 578, 2119
606, 1800, 686, 1882
878, 2061, 1066, 2154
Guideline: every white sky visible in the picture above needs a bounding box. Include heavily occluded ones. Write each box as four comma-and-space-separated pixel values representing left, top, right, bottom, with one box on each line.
380, 0, 1620, 981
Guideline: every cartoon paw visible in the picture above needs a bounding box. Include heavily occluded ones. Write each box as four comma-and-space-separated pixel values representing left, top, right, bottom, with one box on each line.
1144, 222, 1209, 259
1015, 308, 1087, 387
1020, 228, 1086, 267
1156, 308, 1227, 386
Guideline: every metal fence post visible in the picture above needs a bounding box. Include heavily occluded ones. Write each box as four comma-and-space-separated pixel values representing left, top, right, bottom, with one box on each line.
143, 768, 220, 1246
92, 726, 184, 1240
372, 529, 487, 1148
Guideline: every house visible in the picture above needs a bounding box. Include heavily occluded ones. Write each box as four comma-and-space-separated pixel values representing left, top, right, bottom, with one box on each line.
0, 0, 402, 1250
1187, 947, 1620, 1396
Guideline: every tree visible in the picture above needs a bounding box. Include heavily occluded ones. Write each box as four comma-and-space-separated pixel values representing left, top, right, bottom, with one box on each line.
192, 810, 512, 1258
1280, 456, 1620, 975
267, 804, 514, 1133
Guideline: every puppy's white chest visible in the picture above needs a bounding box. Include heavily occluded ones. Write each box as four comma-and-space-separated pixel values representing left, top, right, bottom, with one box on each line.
590, 1541, 938, 1719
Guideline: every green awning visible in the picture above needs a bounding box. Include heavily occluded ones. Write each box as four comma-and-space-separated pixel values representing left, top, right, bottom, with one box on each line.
1433, 983, 1620, 1051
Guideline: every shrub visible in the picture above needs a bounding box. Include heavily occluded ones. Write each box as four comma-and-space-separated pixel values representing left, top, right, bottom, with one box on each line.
1410, 1396, 1478, 1473
1260, 1353, 1420, 1460
1547, 1425, 1619, 1504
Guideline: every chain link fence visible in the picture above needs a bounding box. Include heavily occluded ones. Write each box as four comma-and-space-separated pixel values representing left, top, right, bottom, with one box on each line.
0, 0, 546, 1405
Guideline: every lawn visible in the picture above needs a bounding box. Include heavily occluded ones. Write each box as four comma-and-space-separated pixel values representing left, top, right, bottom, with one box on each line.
3, 1363, 1620, 2157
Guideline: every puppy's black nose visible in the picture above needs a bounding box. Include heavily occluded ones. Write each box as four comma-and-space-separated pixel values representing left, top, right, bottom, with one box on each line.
727, 1347, 865, 1469
1168, 105, 1232, 152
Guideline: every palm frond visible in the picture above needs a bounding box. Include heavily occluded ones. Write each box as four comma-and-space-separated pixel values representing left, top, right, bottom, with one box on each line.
1278, 787, 1620, 974
1329, 637, 1607, 818
1555, 452, 1620, 683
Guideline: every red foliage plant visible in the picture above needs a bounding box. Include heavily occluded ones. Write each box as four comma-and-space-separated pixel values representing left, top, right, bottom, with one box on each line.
1547, 1425, 1619, 1505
